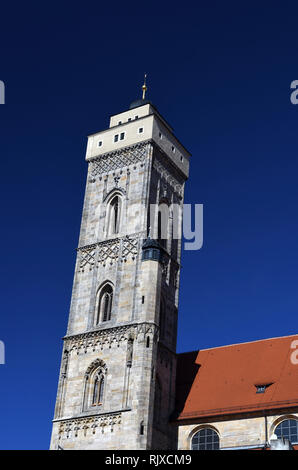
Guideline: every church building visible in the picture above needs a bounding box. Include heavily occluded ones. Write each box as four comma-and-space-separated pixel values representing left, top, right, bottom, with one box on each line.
50, 83, 298, 450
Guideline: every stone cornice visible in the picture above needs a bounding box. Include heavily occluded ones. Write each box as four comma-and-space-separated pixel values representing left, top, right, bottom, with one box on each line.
53, 408, 130, 424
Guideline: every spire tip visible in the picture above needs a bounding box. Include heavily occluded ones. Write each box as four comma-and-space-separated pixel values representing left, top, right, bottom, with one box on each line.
142, 73, 147, 100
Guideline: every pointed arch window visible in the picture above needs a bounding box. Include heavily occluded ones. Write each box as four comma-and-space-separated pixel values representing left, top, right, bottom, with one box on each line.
82, 359, 107, 411
92, 373, 105, 406
108, 195, 122, 235
96, 283, 113, 324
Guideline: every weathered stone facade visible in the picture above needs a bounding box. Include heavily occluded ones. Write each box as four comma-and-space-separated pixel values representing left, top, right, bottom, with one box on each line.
178, 412, 298, 450
50, 101, 190, 450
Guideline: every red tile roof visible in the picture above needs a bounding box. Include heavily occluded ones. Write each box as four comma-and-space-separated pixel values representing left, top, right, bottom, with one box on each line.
176, 335, 298, 421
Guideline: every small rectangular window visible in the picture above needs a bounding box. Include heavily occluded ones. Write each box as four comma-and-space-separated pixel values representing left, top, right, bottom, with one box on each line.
114, 134, 119, 143
120, 132, 125, 140
180, 155, 183, 162
98, 141, 103, 147
118, 121, 122, 125
128, 118, 132, 122
142, 296, 145, 304
138, 127, 144, 134
159, 132, 162, 139
135, 115, 139, 119
171, 146, 175, 152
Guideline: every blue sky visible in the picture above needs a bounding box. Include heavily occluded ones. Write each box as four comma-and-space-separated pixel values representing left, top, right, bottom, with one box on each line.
1, 0, 298, 449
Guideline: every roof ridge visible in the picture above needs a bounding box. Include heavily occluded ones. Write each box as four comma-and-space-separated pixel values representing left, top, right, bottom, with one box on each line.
198, 333, 298, 353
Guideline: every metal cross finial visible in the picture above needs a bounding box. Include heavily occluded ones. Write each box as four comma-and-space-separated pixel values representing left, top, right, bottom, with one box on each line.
142, 73, 147, 100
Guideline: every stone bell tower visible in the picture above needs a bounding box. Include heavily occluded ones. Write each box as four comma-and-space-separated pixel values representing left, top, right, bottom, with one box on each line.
50, 85, 190, 450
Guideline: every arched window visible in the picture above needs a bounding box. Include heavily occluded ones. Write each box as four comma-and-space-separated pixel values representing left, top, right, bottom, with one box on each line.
108, 195, 122, 235
92, 373, 105, 406
191, 428, 220, 450
96, 283, 113, 324
275, 419, 298, 443
82, 359, 107, 411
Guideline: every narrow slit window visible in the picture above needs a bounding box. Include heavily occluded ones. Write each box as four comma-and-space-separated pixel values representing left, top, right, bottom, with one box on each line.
108, 195, 121, 235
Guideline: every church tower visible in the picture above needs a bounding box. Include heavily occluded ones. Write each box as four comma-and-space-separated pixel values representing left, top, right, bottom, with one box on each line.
50, 84, 190, 450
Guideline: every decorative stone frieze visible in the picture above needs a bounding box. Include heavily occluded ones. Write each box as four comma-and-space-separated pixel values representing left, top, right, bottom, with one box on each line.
97, 238, 120, 266
64, 322, 159, 354
121, 235, 139, 262
77, 244, 97, 272
77, 233, 141, 271
57, 412, 122, 439
89, 141, 150, 179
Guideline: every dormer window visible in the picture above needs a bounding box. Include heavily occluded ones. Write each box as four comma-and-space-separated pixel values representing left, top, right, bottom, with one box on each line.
255, 383, 273, 393
128, 118, 132, 122
135, 115, 139, 119
118, 121, 122, 125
